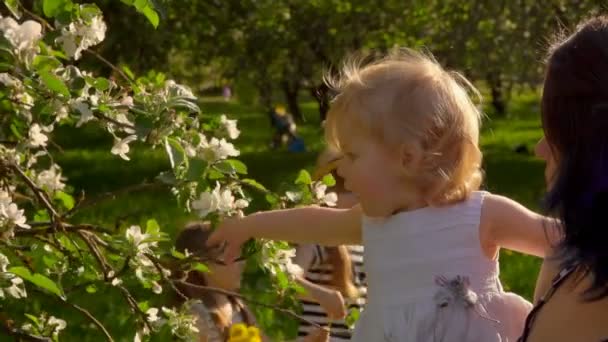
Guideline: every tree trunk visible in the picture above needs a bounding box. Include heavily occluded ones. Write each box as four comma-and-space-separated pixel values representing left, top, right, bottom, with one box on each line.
257, 78, 274, 125
311, 83, 330, 122
486, 72, 506, 117
282, 80, 303, 122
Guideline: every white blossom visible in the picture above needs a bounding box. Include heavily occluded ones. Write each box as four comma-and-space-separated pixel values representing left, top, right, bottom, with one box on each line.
114, 113, 135, 134
5, 277, 27, 298
2, 203, 30, 229
120, 95, 134, 107
161, 307, 199, 338
146, 308, 159, 322
0, 190, 11, 208
72, 100, 95, 127
313, 183, 338, 207
55, 104, 69, 122
0, 252, 9, 272
190, 188, 218, 218
28, 124, 48, 147
219, 115, 240, 140
125, 225, 157, 253
191, 183, 239, 217
198, 137, 239, 162
152, 281, 162, 294
164, 80, 195, 99
47, 316, 67, 333
0, 73, 20, 87
36, 164, 66, 192
111, 277, 122, 286
56, 16, 106, 60
234, 199, 249, 209
111, 135, 137, 161
0, 17, 42, 65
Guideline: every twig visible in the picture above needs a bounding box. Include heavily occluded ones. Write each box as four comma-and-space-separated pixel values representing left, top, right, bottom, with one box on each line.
76, 231, 109, 276
8, 163, 60, 221
93, 112, 137, 130
0, 313, 51, 341
84, 50, 132, 84
21, 7, 53, 31
115, 285, 154, 334
64, 182, 165, 218
60, 301, 114, 342
15, 223, 112, 236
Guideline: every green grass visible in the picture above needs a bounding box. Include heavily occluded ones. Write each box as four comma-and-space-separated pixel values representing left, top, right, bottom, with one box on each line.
45, 91, 546, 339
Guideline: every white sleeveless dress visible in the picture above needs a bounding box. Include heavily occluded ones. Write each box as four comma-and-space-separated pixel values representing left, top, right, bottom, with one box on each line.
352, 191, 532, 342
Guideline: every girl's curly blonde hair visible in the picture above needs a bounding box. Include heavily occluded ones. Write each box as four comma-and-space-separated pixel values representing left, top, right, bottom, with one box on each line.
324, 49, 483, 206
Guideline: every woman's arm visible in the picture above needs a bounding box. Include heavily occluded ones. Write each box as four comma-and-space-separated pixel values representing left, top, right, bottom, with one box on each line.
293, 245, 346, 319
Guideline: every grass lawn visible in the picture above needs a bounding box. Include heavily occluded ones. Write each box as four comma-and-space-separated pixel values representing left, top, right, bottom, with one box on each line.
48, 91, 546, 338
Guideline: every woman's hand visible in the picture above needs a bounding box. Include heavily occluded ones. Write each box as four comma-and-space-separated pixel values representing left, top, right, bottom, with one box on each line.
301, 328, 330, 342
316, 288, 347, 320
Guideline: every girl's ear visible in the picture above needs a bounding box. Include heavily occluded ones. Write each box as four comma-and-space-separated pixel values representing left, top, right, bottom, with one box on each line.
399, 142, 423, 174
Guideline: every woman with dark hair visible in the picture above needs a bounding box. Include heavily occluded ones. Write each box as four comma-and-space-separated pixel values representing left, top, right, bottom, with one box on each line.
521, 16, 608, 341
173, 222, 255, 341
173, 222, 330, 342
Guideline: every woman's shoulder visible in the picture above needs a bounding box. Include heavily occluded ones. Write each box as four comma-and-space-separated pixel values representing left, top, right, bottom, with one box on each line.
533, 258, 562, 303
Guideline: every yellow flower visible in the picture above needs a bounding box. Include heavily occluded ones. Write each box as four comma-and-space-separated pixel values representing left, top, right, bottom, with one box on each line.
228, 324, 261, 342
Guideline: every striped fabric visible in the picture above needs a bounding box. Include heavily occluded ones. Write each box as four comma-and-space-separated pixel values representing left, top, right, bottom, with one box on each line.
298, 245, 367, 341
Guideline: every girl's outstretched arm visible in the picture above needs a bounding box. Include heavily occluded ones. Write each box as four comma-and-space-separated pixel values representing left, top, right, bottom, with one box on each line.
207, 205, 362, 263
480, 194, 561, 258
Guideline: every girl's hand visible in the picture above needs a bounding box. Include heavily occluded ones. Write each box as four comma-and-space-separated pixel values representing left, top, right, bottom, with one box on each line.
207, 216, 250, 263
302, 328, 330, 342
317, 288, 347, 320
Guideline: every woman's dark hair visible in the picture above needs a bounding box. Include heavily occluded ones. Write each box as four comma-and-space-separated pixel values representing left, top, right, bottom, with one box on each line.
542, 16, 608, 300
172, 222, 253, 337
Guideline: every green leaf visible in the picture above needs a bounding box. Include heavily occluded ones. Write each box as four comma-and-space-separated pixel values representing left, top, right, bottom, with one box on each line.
42, 255, 58, 268
156, 171, 176, 185
225, 159, 247, 174
207, 169, 224, 180
32, 56, 62, 72
54, 191, 74, 210
142, 6, 159, 28
134, 115, 154, 139
241, 178, 268, 192
170, 248, 185, 260
294, 170, 312, 185
186, 158, 207, 181
4, 0, 22, 19
192, 262, 209, 273
120, 0, 134, 5
78, 4, 101, 21
39, 71, 70, 98
145, 219, 160, 235
321, 173, 336, 187
43, 0, 68, 18
164, 137, 187, 169
24, 313, 40, 326
133, 0, 147, 10
85, 284, 97, 294
265, 193, 279, 205
345, 308, 361, 328
8, 267, 64, 299
121, 65, 135, 80
93, 77, 111, 91
137, 301, 149, 312
214, 160, 236, 175
275, 269, 289, 289
33, 209, 50, 222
